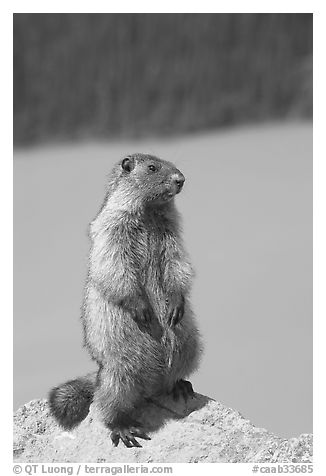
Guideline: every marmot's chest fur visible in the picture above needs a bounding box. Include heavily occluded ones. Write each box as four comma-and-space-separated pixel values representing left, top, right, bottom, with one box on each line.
138, 214, 176, 276
113, 209, 180, 320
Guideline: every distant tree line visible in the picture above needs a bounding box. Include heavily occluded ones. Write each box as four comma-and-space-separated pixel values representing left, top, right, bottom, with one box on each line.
13, 13, 312, 145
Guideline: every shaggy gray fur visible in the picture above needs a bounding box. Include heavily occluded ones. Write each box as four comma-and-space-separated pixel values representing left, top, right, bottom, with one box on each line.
49, 153, 202, 447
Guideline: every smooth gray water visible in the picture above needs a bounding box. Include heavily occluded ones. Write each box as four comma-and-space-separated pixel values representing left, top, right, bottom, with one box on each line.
14, 122, 312, 438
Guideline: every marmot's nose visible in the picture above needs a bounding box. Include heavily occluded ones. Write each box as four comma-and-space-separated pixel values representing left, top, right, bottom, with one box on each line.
174, 173, 185, 191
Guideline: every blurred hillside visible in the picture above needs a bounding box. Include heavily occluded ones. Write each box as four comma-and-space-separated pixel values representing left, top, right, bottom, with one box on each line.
13, 13, 312, 145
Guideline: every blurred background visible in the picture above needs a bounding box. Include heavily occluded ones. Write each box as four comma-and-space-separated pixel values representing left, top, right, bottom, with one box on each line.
13, 13, 312, 439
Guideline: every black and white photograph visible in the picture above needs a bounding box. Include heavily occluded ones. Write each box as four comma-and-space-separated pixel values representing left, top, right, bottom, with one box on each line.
13, 11, 313, 467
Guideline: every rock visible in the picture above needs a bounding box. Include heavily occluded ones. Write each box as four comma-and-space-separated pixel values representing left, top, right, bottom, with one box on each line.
13, 394, 313, 463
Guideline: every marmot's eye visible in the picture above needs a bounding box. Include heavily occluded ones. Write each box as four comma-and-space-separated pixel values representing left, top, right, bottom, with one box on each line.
148, 164, 157, 172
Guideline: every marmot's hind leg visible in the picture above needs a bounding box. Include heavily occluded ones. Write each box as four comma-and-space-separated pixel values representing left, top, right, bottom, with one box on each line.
95, 366, 151, 448
171, 379, 194, 401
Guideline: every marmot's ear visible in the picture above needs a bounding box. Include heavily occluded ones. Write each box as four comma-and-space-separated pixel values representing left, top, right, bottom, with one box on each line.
121, 156, 135, 173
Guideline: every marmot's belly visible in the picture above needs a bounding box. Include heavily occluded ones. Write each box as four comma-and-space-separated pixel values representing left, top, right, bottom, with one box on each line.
84, 287, 198, 387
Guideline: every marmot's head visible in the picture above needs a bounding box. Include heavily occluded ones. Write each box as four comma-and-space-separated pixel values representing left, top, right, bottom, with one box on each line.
108, 153, 185, 208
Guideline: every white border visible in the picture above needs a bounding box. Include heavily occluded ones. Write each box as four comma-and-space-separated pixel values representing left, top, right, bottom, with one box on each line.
3, 3, 323, 475
7, 1, 319, 14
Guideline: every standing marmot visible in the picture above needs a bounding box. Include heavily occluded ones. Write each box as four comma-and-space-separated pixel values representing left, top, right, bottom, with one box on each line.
49, 153, 201, 448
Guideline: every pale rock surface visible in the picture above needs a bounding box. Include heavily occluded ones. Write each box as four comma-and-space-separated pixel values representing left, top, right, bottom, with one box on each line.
13, 394, 312, 463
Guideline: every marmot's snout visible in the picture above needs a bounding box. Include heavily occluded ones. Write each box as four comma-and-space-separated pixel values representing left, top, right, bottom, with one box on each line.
172, 171, 185, 194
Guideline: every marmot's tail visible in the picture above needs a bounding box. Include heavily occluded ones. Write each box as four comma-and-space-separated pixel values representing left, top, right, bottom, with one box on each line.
48, 373, 97, 430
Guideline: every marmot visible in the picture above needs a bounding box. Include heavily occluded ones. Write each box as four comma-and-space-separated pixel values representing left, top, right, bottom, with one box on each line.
49, 153, 201, 448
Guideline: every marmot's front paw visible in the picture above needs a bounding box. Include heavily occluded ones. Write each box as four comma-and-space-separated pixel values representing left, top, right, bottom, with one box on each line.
121, 295, 154, 328
167, 294, 185, 327
131, 299, 154, 327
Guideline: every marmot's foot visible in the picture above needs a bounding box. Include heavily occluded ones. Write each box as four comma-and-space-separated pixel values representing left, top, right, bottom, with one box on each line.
172, 379, 194, 401
110, 422, 151, 448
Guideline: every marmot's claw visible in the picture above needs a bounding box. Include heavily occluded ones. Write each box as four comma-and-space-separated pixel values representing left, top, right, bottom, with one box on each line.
110, 426, 151, 448
168, 296, 185, 327
111, 431, 120, 447
172, 379, 194, 401
176, 304, 185, 324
